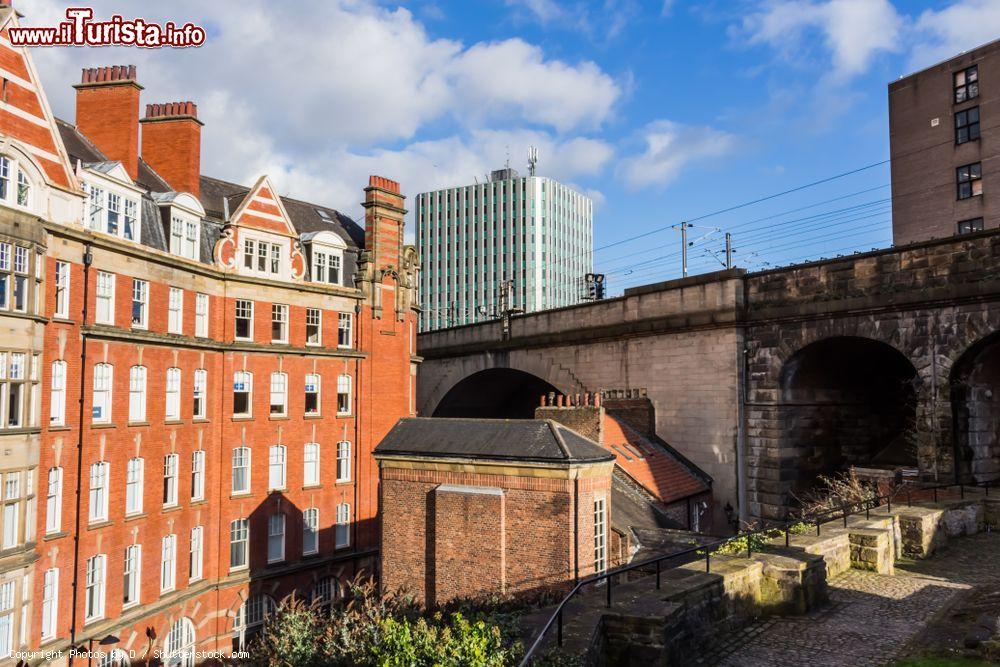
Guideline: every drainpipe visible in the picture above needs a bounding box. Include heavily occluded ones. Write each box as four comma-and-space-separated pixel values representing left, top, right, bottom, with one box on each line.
68, 243, 93, 663
352, 298, 361, 574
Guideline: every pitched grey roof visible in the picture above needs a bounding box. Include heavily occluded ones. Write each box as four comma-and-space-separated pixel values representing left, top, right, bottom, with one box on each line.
375, 417, 616, 464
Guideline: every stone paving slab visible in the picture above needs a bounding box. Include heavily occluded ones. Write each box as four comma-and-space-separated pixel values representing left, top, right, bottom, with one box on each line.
705, 532, 1000, 667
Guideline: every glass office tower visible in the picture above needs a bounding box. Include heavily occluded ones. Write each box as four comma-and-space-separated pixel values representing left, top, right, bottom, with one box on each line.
416, 168, 593, 331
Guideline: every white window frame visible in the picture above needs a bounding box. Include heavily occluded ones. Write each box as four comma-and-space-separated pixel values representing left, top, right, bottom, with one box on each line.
233, 371, 252, 418
190, 450, 205, 502
189, 526, 203, 582
163, 453, 179, 508
45, 467, 61, 534
303, 508, 319, 555
165, 367, 181, 421
303, 443, 320, 487
234, 300, 253, 341
192, 369, 207, 420
40, 568, 57, 640
84, 554, 106, 622
125, 457, 144, 515
231, 447, 250, 495
54, 261, 70, 319
92, 363, 113, 424
160, 534, 177, 593
49, 360, 67, 426
336, 441, 351, 482
338, 312, 353, 348
128, 365, 147, 423
194, 293, 209, 337
305, 308, 321, 346
267, 513, 285, 564
95, 271, 115, 325
229, 518, 248, 571
167, 287, 184, 334
271, 303, 288, 343
335, 503, 350, 549
88, 461, 109, 523
131, 279, 148, 329
123, 544, 141, 608
269, 372, 287, 417
268, 445, 286, 491
337, 374, 351, 415
594, 496, 607, 574
305, 373, 321, 416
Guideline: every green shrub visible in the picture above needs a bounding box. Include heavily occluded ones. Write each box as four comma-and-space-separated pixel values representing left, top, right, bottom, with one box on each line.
250, 576, 523, 667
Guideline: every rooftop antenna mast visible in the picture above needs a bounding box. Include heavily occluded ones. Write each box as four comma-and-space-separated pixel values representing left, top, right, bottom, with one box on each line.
505, 144, 511, 171
527, 146, 538, 177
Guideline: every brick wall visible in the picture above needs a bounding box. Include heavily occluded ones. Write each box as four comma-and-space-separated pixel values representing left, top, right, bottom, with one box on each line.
380, 464, 612, 605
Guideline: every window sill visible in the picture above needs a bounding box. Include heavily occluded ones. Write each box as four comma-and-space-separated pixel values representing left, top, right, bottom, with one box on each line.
268, 488, 287, 494
306, 342, 322, 348
190, 498, 208, 507
267, 559, 285, 566
231, 416, 253, 422
83, 616, 105, 628
229, 566, 249, 574
50, 317, 75, 325
192, 418, 210, 424
337, 345, 354, 351
162, 504, 181, 513
303, 484, 322, 491
304, 413, 323, 420
87, 520, 113, 531
42, 530, 68, 542
127, 421, 149, 427
47, 425, 71, 432
124, 512, 147, 522
164, 420, 184, 426
230, 492, 253, 500
335, 413, 353, 419
90, 423, 116, 430
336, 480, 352, 486
269, 415, 289, 421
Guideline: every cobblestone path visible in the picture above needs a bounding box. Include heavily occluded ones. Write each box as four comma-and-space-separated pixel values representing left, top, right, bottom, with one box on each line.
706, 532, 1000, 667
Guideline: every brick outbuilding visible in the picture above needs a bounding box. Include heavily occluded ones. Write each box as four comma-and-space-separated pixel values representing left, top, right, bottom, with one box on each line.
376, 418, 615, 606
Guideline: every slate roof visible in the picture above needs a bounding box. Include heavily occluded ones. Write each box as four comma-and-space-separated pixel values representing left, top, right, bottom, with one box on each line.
54, 119, 365, 255
375, 417, 616, 464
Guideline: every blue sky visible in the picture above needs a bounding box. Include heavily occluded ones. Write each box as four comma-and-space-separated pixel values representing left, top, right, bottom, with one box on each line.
25, 0, 1000, 294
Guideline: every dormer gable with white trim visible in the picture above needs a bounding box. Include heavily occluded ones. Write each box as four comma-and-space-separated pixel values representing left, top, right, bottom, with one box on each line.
301, 229, 349, 288
213, 175, 305, 281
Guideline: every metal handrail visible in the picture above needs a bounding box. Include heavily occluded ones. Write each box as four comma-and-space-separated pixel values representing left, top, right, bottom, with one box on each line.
519, 478, 997, 666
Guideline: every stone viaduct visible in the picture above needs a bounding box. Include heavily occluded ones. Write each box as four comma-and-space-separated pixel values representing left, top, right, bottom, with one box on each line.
416, 229, 1000, 522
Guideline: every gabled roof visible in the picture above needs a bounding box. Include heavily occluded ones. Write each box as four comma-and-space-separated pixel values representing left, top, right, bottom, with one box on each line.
602, 412, 710, 505
199, 174, 363, 248
375, 417, 616, 465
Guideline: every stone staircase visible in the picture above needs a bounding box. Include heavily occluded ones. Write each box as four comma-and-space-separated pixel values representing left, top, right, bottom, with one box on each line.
520, 489, 1000, 665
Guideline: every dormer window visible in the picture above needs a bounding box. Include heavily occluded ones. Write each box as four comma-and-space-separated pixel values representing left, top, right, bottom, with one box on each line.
0, 155, 37, 213
15, 171, 29, 208
313, 249, 342, 285
82, 179, 141, 243
241, 237, 283, 277
170, 216, 200, 261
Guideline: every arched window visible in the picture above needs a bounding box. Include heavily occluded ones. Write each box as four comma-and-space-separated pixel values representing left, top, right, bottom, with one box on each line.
98, 648, 129, 667
233, 594, 275, 650
311, 577, 341, 607
164, 617, 196, 667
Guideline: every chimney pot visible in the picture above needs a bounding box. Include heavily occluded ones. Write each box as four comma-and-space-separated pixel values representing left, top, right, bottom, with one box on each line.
140, 98, 203, 197
74, 65, 141, 179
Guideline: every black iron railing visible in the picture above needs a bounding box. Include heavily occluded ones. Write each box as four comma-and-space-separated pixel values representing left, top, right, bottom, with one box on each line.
519, 479, 997, 666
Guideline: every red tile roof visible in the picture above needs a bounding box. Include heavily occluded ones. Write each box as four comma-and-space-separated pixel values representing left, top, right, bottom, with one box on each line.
602, 412, 709, 504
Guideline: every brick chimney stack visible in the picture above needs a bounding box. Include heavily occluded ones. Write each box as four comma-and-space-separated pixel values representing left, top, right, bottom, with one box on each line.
362, 175, 406, 271
74, 65, 142, 179
140, 101, 203, 197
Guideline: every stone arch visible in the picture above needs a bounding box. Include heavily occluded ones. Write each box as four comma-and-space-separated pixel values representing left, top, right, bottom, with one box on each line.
776, 335, 920, 499
419, 349, 586, 417
950, 329, 1000, 483
433, 367, 561, 418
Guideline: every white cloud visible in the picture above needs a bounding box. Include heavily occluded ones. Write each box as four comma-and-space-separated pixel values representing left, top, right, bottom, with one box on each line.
505, 0, 565, 23
23, 0, 620, 228
909, 0, 1000, 71
738, 0, 902, 81
617, 120, 736, 190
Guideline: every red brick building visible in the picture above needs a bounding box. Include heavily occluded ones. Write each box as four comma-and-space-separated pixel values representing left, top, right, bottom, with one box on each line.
376, 418, 615, 606
0, 7, 419, 665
